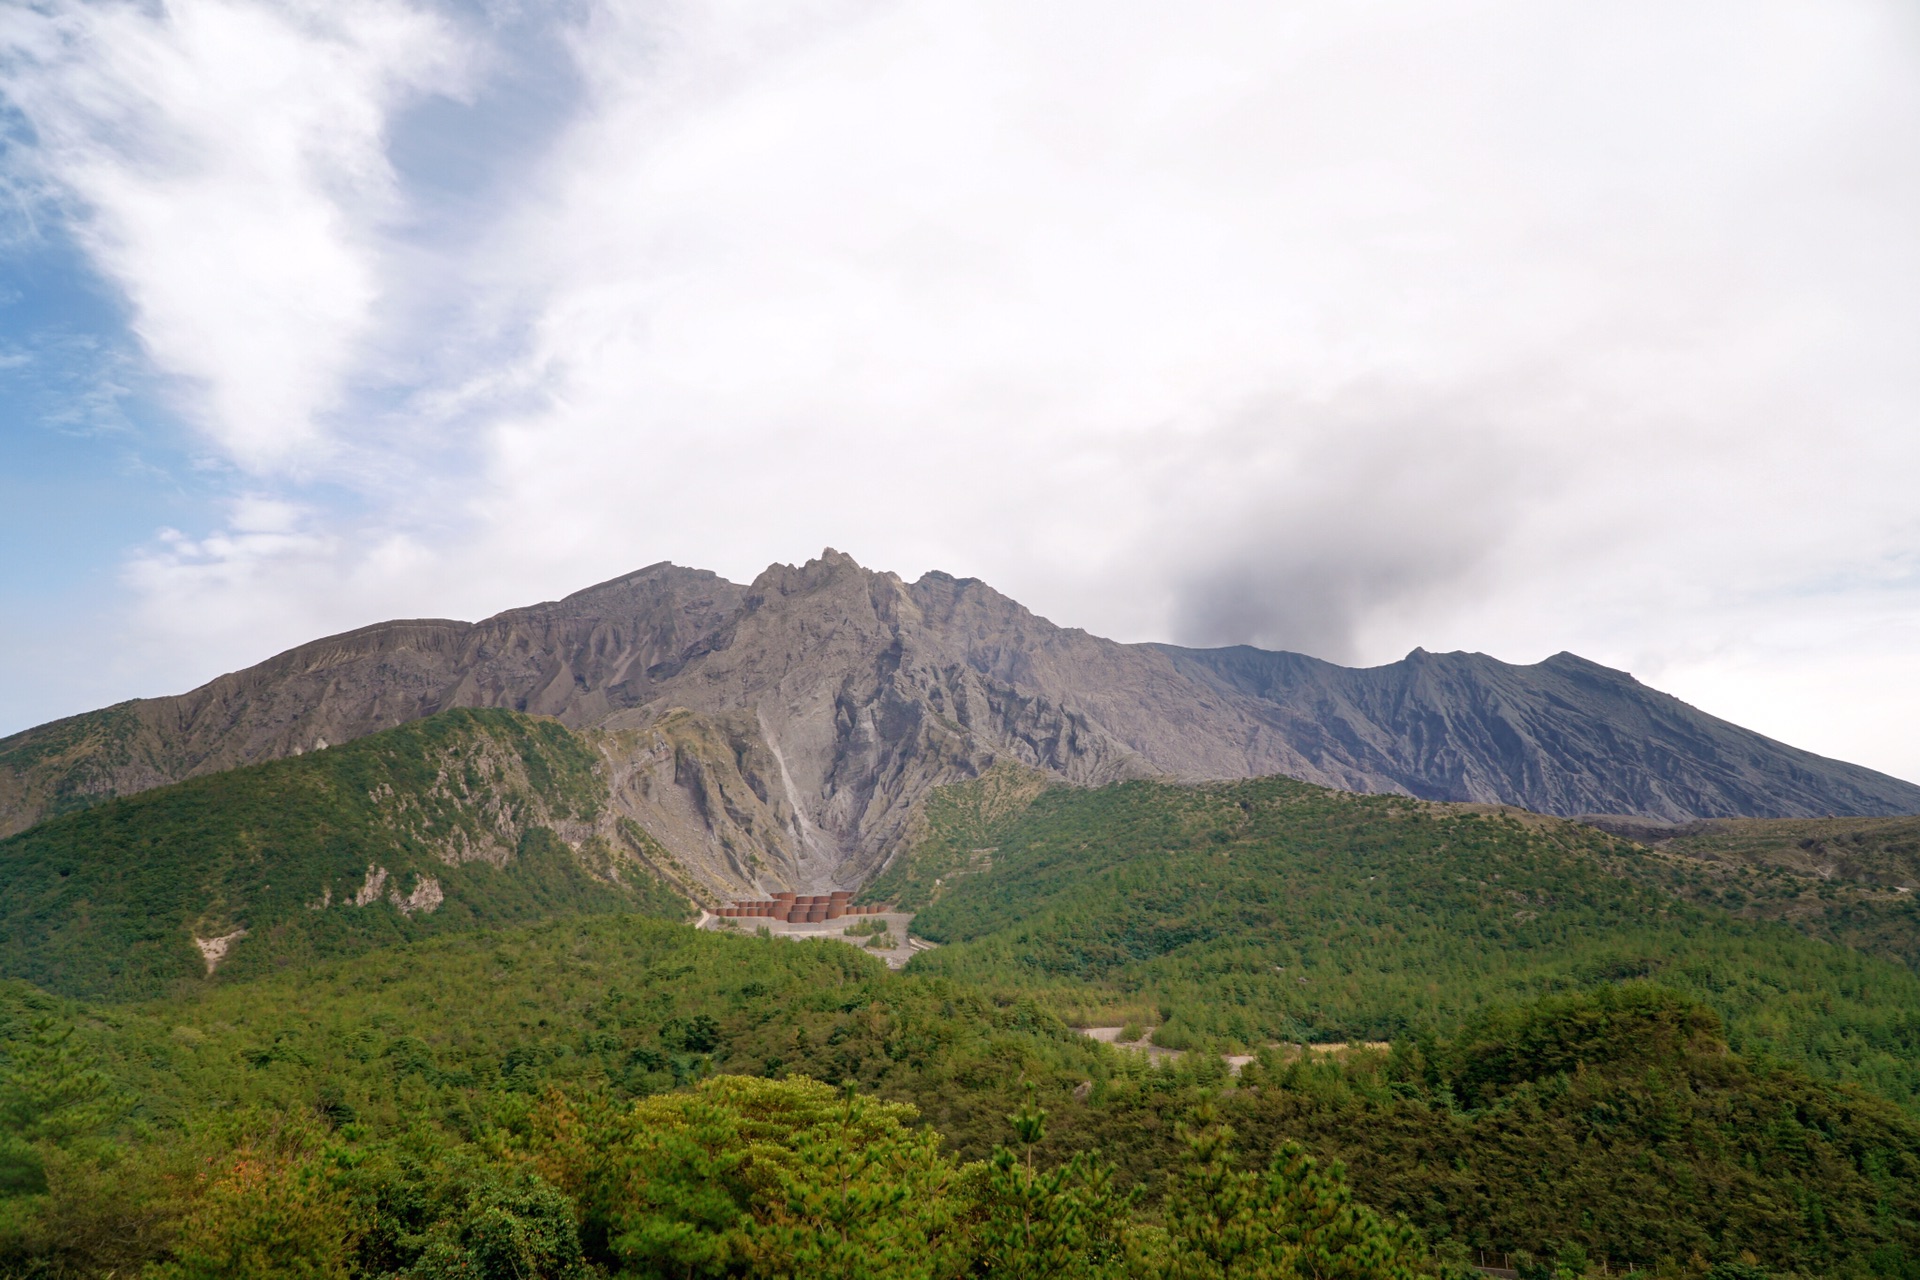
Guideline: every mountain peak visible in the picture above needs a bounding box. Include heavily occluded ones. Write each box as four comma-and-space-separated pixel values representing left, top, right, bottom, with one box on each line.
3, 556, 1915, 889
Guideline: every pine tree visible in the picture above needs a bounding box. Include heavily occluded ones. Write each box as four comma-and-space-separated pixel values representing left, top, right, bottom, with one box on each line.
750, 1086, 963, 1280
1155, 1104, 1447, 1280
0, 1016, 119, 1196
973, 1086, 1133, 1278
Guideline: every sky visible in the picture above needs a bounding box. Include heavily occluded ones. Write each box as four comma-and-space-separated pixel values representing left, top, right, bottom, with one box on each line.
1, 0, 1917, 783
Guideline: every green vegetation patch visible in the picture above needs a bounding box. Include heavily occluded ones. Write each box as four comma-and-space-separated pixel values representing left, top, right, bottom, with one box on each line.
0, 703, 144, 823
905, 776, 1920, 1110
1219, 985, 1920, 1277
0, 709, 688, 1002
1616, 815, 1920, 975
76, 914, 1100, 1144
864, 761, 1053, 910
4, 921, 1920, 1276
3, 758, 1920, 1276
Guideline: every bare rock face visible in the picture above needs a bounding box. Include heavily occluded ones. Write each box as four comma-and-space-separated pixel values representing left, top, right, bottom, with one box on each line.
4, 550, 1917, 900
595, 552, 1175, 892
1151, 644, 1920, 823
0, 563, 743, 833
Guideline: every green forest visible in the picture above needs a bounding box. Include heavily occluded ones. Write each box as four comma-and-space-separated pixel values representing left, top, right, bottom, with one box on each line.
900, 777, 1920, 1109
1635, 816, 1920, 974
0, 710, 688, 1001
3, 712, 1920, 1278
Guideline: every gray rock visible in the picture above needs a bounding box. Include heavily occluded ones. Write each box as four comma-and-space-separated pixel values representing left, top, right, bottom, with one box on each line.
4, 550, 1915, 898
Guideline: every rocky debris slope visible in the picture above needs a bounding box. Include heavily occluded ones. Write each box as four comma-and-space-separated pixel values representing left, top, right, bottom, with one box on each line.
3, 551, 1916, 899
0, 563, 743, 835
1154, 644, 1920, 822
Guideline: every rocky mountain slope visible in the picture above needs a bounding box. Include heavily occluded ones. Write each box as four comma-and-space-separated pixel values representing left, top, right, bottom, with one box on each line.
2, 550, 1915, 898
1154, 643, 1920, 820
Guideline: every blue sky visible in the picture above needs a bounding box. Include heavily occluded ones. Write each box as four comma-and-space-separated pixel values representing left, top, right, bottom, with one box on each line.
1, 219, 172, 578
3, 0, 1919, 783
0, 181, 206, 711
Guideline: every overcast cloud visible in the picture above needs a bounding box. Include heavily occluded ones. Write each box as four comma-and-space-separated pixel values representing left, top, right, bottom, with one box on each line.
2, 0, 1918, 780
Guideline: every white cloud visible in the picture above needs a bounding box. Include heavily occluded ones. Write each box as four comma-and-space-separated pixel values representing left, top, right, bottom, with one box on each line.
8, 0, 1920, 783
124, 498, 441, 676
454, 2, 1920, 630
0, 0, 470, 469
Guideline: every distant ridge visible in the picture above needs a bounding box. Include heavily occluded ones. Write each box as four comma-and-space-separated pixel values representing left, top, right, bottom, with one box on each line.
1152, 643, 1920, 821
2, 549, 1914, 897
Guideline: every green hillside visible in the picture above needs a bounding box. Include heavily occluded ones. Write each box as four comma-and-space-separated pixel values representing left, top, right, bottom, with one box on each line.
902, 776, 1920, 1109
1613, 814, 1920, 974
4, 756, 1920, 1274
0, 916, 1121, 1278
0, 709, 690, 1001
6, 916, 1920, 1277
9, 914, 1105, 1156
1632, 814, 1920, 886
861, 760, 1053, 911
1217, 985, 1920, 1278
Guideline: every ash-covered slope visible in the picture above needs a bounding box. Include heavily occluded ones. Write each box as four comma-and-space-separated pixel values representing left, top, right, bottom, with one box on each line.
2, 550, 1914, 896
0, 563, 744, 837
1154, 644, 1920, 823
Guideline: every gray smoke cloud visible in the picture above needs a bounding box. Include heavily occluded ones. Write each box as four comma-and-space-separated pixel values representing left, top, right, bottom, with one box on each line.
1152, 393, 1535, 661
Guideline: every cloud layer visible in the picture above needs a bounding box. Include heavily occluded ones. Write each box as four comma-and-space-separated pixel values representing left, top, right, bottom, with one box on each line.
3, 0, 1918, 778
2, 0, 468, 468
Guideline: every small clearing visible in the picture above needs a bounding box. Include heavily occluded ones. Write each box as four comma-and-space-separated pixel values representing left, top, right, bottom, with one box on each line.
193, 928, 249, 975
698, 909, 931, 970
1076, 1028, 1390, 1074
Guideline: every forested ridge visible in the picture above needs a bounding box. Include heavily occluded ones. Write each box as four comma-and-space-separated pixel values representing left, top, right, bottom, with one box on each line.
3, 762, 1920, 1276
0, 709, 689, 1001
1605, 815, 1920, 973
902, 777, 1920, 1110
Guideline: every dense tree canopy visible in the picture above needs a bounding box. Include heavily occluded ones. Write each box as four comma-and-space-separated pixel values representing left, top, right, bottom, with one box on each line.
4, 767, 1920, 1278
